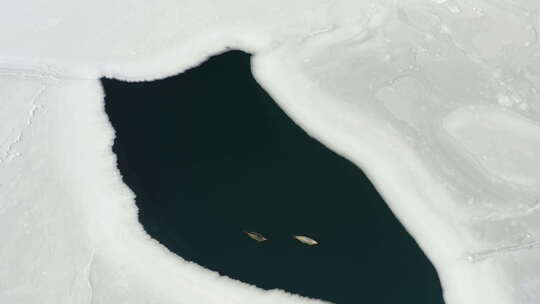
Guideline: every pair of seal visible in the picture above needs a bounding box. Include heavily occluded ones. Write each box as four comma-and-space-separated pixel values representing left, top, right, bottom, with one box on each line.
244, 231, 318, 245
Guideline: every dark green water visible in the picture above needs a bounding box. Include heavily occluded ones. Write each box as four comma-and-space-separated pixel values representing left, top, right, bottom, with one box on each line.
103, 50, 444, 304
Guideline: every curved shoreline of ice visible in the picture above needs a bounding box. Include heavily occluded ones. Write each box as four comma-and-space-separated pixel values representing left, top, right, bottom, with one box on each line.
2, 0, 540, 303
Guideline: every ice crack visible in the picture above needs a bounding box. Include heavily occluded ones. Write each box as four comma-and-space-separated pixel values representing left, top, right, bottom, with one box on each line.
84, 249, 95, 304
466, 240, 540, 263
1, 83, 47, 164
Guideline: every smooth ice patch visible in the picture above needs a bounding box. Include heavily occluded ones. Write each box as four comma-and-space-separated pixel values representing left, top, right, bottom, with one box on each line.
443, 106, 540, 187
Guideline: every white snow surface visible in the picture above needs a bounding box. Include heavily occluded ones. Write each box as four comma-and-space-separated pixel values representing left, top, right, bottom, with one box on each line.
2, 0, 540, 303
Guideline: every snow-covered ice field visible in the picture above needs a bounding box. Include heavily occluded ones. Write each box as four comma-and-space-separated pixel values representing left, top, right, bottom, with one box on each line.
2, 1, 540, 303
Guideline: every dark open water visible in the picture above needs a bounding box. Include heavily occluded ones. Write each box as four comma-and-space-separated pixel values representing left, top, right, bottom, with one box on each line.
102, 50, 444, 304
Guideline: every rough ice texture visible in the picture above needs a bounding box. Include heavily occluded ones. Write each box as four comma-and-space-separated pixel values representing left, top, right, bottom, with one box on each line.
1, 0, 540, 303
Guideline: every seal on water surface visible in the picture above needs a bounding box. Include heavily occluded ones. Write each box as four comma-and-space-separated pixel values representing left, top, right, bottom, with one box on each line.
293, 235, 318, 245
244, 231, 267, 242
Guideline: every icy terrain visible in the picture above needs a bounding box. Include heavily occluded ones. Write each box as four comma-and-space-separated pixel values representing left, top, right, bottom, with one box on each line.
1, 0, 540, 303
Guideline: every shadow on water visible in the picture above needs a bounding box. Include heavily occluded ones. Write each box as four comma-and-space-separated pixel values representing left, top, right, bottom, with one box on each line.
102, 50, 444, 304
